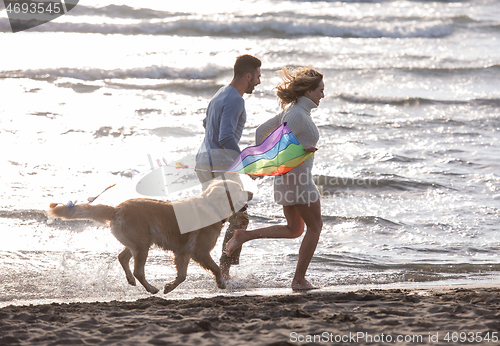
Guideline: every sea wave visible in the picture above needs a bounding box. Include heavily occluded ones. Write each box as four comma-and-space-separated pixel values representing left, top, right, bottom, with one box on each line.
338, 94, 500, 107
402, 64, 500, 76
0, 209, 94, 231
5, 64, 498, 84
321, 215, 402, 228
314, 174, 446, 192
318, 253, 500, 276
289, 0, 474, 3
0, 65, 224, 81
0, 16, 453, 38
0, 209, 47, 221
69, 4, 187, 19
67, 4, 478, 25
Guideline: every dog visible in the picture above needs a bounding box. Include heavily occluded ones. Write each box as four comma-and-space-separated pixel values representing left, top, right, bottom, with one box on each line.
46, 179, 253, 294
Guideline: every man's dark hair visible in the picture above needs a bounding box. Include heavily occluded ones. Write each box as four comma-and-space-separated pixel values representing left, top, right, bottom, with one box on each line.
234, 54, 261, 78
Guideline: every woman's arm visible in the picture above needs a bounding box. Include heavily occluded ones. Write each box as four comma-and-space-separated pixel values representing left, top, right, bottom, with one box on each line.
255, 113, 282, 145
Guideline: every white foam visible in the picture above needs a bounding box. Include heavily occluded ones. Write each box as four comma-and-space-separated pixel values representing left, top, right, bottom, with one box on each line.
0, 64, 224, 81
0, 17, 453, 39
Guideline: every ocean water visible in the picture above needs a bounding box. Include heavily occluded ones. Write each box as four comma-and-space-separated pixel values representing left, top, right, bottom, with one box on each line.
1, 0, 499, 307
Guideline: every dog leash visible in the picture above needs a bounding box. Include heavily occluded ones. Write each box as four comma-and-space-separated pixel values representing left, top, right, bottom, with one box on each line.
49, 183, 116, 210
205, 159, 237, 215
87, 184, 116, 204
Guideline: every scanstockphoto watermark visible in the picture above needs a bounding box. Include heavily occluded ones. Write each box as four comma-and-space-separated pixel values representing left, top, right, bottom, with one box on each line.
135, 154, 252, 235
315, 175, 380, 189
318, 186, 374, 199
2, 0, 79, 33
290, 331, 499, 344
135, 150, 380, 232
290, 332, 425, 344
275, 172, 380, 205
277, 172, 379, 189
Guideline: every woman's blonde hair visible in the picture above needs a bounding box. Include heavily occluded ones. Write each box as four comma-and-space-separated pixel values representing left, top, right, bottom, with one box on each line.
275, 67, 323, 110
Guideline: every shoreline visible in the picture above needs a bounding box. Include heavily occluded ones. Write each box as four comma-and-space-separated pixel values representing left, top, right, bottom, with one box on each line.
3, 278, 499, 309
1, 283, 499, 345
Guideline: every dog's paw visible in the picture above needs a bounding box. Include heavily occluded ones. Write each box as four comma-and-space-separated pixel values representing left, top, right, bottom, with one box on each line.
127, 278, 136, 286
217, 278, 226, 289
163, 284, 176, 294
148, 286, 159, 294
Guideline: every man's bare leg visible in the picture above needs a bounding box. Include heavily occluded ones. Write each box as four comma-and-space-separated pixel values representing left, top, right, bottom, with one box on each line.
220, 262, 231, 280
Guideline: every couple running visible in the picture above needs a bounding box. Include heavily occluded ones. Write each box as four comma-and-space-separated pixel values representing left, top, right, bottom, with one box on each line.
195, 55, 324, 291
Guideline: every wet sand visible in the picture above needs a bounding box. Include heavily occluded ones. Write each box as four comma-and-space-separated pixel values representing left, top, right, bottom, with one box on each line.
1, 285, 500, 345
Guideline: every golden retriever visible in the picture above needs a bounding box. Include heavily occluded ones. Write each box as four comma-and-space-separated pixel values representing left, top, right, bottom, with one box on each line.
46, 179, 253, 294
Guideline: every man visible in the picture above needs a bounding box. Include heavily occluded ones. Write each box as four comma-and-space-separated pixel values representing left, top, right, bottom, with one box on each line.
195, 54, 261, 279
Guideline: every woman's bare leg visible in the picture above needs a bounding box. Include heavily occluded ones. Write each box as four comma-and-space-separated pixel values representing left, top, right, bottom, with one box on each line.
226, 200, 322, 290
225, 205, 305, 256
291, 199, 323, 290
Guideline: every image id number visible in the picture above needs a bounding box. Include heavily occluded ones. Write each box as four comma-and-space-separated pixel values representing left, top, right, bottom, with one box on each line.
6, 2, 63, 15
444, 332, 498, 343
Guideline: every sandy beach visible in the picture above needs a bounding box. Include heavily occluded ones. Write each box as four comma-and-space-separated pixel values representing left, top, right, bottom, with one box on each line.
1, 285, 499, 345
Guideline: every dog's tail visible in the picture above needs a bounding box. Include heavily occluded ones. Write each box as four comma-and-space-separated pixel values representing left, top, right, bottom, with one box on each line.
47, 203, 116, 224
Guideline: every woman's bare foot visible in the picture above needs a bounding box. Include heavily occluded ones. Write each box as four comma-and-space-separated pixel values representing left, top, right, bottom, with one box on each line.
225, 229, 247, 257
292, 278, 319, 291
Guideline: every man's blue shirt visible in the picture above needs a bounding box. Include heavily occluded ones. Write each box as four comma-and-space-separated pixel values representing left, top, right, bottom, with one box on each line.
196, 85, 246, 168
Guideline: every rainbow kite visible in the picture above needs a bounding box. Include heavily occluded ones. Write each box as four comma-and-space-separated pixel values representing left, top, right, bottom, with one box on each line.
216, 122, 314, 176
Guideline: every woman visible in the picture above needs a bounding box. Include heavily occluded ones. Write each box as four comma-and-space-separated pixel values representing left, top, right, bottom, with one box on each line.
226, 67, 324, 290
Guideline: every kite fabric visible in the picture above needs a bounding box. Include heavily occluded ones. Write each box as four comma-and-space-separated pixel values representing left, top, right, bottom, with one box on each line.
215, 122, 314, 176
